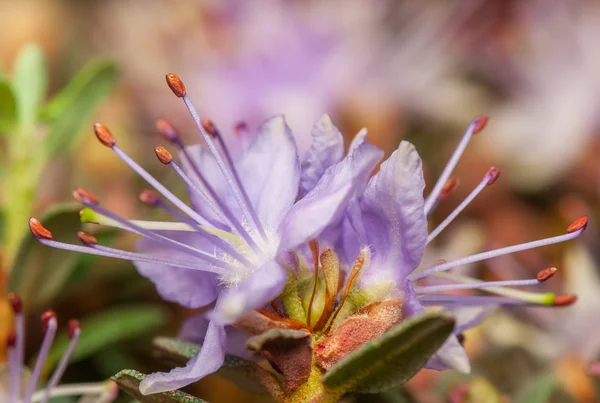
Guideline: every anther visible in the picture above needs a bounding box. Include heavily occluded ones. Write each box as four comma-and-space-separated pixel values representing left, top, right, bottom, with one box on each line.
165, 73, 186, 97
553, 294, 577, 306
486, 167, 500, 185
77, 232, 98, 246
202, 119, 218, 138
156, 118, 179, 143
472, 116, 489, 134
7, 332, 16, 347
139, 189, 161, 207
73, 188, 99, 205
234, 121, 249, 135
29, 218, 53, 240
567, 216, 588, 233
440, 177, 460, 198
155, 146, 173, 164
8, 293, 22, 314
41, 310, 57, 332
68, 319, 80, 339
537, 267, 557, 282
93, 123, 116, 147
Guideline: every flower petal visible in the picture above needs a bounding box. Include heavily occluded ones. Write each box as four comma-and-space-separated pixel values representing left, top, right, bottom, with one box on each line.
139, 319, 226, 394
233, 116, 300, 232
351, 141, 427, 286
278, 140, 383, 252
300, 114, 344, 196
135, 231, 219, 308
211, 260, 287, 325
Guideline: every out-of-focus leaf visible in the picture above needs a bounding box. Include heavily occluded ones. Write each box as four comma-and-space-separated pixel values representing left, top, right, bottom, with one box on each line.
91, 345, 139, 379
514, 373, 568, 403
112, 369, 207, 403
11, 44, 47, 128
42, 60, 118, 156
322, 312, 455, 394
152, 337, 280, 395
9, 203, 82, 304
44, 305, 167, 373
0, 79, 16, 132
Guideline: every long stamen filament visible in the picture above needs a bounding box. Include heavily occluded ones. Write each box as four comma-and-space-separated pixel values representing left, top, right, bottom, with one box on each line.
41, 321, 81, 403
23, 314, 57, 403
31, 383, 110, 403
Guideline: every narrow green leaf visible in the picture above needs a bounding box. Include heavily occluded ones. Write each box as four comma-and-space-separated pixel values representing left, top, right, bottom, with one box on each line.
322, 312, 455, 393
112, 369, 207, 403
0, 79, 17, 132
44, 305, 167, 372
11, 44, 47, 129
9, 203, 82, 304
42, 60, 118, 156
514, 372, 564, 403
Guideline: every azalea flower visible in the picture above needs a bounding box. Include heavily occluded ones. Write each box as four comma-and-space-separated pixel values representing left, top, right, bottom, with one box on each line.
29, 74, 584, 397
2, 294, 116, 403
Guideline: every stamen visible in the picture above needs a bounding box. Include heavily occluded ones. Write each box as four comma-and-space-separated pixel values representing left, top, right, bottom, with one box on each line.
8, 293, 24, 403
23, 312, 58, 403
139, 190, 254, 266
31, 382, 111, 403
306, 239, 320, 328
156, 118, 179, 144
8, 331, 19, 403
93, 122, 213, 228
426, 167, 499, 245
440, 177, 460, 199
415, 267, 556, 293
166, 73, 266, 240
73, 189, 229, 266
202, 119, 268, 241
420, 293, 576, 307
409, 217, 587, 281
423, 116, 488, 216
41, 320, 81, 403
30, 219, 224, 274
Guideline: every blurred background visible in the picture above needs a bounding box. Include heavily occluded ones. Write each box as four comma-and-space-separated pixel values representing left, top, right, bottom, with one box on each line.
1, 0, 600, 402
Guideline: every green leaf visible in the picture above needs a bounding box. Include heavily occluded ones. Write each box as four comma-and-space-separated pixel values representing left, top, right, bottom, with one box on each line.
9, 203, 82, 304
514, 372, 563, 403
11, 44, 47, 129
112, 369, 207, 403
44, 305, 167, 373
322, 312, 455, 394
0, 78, 17, 132
42, 60, 118, 157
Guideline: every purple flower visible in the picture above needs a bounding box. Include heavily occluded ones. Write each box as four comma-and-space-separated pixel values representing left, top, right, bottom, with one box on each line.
2, 293, 117, 403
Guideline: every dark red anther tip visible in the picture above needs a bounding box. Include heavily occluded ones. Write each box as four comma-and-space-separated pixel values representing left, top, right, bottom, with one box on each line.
154, 146, 173, 164
7, 332, 16, 348
472, 116, 489, 134
201, 119, 218, 137
8, 293, 22, 313
567, 216, 588, 233
77, 232, 98, 246
93, 123, 116, 147
166, 73, 186, 97
139, 189, 161, 206
156, 118, 178, 143
29, 217, 53, 240
234, 121, 249, 135
554, 294, 577, 306
41, 310, 57, 332
73, 188, 99, 205
537, 267, 557, 282
485, 167, 500, 185
68, 319, 80, 339
440, 177, 459, 198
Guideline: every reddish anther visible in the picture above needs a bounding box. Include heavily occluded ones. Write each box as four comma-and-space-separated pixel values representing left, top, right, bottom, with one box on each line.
155, 146, 173, 164
486, 167, 500, 185
139, 189, 161, 206
73, 188, 99, 205
8, 293, 22, 313
41, 310, 57, 332
77, 232, 98, 246
7, 332, 16, 347
166, 73, 186, 97
554, 294, 577, 306
68, 319, 80, 339
93, 123, 116, 147
156, 118, 178, 143
472, 116, 489, 134
29, 218, 53, 240
201, 119, 218, 137
567, 216, 588, 233
440, 177, 459, 198
537, 267, 557, 282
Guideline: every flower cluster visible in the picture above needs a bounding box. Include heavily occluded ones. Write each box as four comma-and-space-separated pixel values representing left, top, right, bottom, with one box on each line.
30, 73, 583, 397
2, 294, 116, 403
